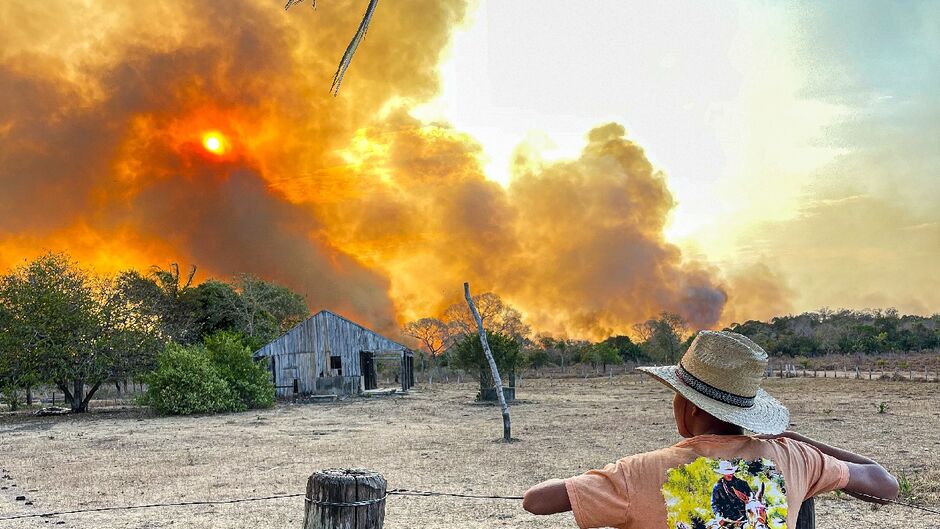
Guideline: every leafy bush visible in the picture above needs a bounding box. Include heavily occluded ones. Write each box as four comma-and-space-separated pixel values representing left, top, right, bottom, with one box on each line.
204, 331, 274, 410
1, 383, 20, 411
143, 332, 274, 415
143, 344, 239, 415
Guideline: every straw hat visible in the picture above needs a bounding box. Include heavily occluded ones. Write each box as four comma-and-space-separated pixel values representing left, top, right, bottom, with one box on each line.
637, 330, 789, 435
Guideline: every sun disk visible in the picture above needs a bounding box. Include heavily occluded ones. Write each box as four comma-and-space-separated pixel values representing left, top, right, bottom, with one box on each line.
202, 132, 226, 154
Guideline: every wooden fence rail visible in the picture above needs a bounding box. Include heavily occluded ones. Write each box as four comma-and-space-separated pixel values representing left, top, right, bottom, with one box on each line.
767, 362, 940, 382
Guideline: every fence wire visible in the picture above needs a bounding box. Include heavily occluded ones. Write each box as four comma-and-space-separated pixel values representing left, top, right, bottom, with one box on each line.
0, 487, 936, 522
0, 493, 304, 522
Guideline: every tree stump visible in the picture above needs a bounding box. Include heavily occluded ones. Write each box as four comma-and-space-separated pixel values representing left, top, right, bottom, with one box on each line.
795, 497, 815, 529
303, 468, 386, 529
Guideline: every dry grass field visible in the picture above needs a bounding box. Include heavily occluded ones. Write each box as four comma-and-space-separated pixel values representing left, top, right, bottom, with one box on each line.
1, 375, 938, 529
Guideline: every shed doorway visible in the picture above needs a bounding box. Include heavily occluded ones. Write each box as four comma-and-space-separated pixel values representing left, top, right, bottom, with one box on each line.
359, 351, 377, 390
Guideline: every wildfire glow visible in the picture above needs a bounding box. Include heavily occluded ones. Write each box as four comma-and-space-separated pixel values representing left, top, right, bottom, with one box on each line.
202, 132, 226, 154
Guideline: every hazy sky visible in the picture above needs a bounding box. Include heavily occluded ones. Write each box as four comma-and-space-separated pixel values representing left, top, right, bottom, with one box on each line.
418, 0, 940, 317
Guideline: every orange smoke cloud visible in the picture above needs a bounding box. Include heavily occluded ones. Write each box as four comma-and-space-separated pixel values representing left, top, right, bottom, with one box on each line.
0, 0, 738, 338
0, 0, 468, 331
319, 117, 729, 337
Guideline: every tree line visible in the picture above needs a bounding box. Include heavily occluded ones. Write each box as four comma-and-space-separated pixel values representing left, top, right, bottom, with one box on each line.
402, 294, 694, 383
727, 308, 940, 357
0, 252, 308, 412
7, 253, 935, 411
404, 300, 940, 383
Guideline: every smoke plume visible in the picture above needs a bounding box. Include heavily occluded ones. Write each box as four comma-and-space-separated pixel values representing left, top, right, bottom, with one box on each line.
320, 117, 729, 337
0, 0, 733, 337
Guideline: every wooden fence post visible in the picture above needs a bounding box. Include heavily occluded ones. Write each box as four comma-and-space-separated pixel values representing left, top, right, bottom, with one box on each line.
304, 468, 386, 529
795, 497, 815, 529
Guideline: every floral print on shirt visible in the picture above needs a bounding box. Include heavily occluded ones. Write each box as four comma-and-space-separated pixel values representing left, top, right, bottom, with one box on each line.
662, 456, 788, 529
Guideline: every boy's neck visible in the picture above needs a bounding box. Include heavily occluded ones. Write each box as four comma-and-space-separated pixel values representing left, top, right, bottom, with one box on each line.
696, 421, 744, 436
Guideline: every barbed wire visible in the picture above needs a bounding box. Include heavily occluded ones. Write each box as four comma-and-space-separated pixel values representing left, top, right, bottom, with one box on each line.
0, 493, 304, 522
306, 494, 388, 507
0, 486, 936, 522
0, 487, 523, 522
389, 488, 525, 501
302, 488, 524, 508
851, 492, 940, 516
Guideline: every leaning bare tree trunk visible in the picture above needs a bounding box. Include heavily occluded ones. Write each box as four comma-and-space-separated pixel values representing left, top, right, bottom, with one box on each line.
464, 282, 511, 442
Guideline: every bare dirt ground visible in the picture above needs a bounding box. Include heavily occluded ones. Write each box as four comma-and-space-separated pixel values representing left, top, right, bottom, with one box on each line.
1, 375, 938, 529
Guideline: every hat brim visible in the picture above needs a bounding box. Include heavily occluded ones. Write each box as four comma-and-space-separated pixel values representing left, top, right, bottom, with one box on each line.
636, 365, 790, 435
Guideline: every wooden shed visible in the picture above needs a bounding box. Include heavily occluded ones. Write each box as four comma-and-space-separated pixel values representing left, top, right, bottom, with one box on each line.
253, 310, 414, 397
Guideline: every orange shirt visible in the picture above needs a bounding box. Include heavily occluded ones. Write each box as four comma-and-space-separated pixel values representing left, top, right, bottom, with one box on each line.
564, 435, 850, 529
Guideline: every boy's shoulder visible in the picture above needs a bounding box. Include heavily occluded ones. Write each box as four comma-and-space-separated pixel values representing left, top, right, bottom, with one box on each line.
613, 435, 799, 476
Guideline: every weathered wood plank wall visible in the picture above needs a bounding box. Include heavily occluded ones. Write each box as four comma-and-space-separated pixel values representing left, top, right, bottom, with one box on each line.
255, 310, 409, 396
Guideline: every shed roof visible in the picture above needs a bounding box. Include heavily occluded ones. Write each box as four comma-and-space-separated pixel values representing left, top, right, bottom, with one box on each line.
253, 309, 409, 358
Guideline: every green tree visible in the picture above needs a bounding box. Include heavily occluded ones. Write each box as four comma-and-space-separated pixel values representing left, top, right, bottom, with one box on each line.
116, 265, 201, 344
232, 274, 308, 344
449, 331, 520, 396
191, 279, 243, 337
0, 253, 161, 412
521, 345, 550, 374
149, 263, 201, 343
0, 253, 94, 411
634, 312, 687, 363
534, 334, 566, 371
0, 301, 39, 410
587, 341, 624, 373
601, 335, 644, 362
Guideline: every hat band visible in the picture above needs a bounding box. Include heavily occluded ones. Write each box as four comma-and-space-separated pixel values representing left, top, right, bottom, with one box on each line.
675, 364, 756, 408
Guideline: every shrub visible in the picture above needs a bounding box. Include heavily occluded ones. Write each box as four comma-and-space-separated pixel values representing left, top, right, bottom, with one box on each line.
142, 331, 275, 415
143, 344, 240, 415
204, 331, 274, 410
1, 383, 20, 411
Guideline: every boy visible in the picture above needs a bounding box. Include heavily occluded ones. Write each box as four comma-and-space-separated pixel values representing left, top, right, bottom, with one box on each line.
523, 330, 898, 529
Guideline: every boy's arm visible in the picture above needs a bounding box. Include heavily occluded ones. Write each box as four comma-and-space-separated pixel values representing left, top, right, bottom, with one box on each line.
763, 431, 899, 503
523, 478, 571, 515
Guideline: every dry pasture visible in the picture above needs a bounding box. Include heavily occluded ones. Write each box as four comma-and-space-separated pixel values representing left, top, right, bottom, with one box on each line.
1, 375, 938, 528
